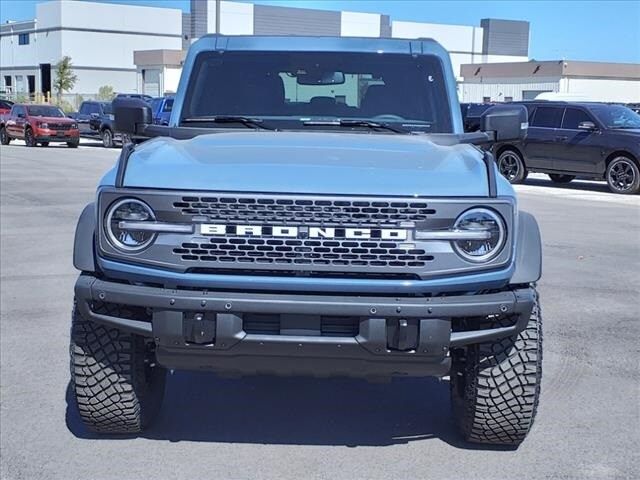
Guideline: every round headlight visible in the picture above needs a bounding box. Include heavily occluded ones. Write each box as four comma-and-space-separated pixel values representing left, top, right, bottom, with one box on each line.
105, 198, 156, 252
452, 208, 506, 263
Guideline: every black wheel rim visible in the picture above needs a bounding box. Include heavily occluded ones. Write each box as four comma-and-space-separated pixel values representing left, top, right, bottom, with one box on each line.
608, 158, 637, 192
26, 130, 34, 146
499, 152, 520, 181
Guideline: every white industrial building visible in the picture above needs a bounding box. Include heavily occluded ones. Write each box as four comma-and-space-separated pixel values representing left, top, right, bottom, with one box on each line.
460, 60, 640, 103
0, 0, 182, 96
181, 1, 529, 83
0, 0, 533, 99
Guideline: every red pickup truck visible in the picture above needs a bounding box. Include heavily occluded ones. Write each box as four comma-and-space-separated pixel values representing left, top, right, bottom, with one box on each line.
0, 103, 80, 147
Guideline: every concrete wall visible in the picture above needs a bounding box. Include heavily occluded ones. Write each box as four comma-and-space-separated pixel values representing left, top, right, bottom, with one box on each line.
560, 77, 640, 103
219, 1, 253, 35
340, 11, 381, 37
391, 20, 484, 80
461, 78, 560, 102
0, 0, 182, 95
461, 76, 640, 103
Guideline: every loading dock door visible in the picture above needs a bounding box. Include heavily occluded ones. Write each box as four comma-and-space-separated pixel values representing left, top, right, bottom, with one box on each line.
40, 64, 51, 95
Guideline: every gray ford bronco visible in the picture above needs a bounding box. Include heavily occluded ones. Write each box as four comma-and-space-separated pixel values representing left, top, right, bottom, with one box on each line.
70, 35, 542, 446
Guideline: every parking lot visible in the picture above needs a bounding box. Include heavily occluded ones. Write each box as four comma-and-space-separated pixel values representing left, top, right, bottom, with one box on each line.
1, 141, 639, 480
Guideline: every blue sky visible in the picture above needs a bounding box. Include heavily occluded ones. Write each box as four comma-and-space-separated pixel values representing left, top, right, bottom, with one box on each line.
2, 0, 639, 63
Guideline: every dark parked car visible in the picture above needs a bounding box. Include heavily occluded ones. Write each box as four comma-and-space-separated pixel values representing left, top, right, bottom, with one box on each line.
494, 101, 640, 194
149, 96, 174, 125
460, 102, 495, 132
627, 103, 640, 114
115, 93, 153, 102
72, 101, 121, 148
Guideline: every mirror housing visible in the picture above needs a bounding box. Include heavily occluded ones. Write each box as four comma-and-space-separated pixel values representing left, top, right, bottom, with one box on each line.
113, 97, 152, 135
480, 105, 528, 142
578, 121, 597, 131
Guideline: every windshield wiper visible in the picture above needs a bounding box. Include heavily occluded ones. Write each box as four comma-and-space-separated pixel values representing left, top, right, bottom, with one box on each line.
302, 119, 409, 134
182, 116, 274, 131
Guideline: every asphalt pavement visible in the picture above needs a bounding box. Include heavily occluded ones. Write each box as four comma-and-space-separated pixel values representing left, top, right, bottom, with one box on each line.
1, 141, 639, 480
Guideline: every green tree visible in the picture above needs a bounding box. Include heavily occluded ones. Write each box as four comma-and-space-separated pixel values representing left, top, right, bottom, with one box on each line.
97, 85, 115, 101
53, 56, 77, 102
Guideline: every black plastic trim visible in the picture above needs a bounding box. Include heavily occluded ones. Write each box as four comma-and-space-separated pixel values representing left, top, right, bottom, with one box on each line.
115, 142, 135, 188
511, 211, 542, 284
73, 203, 97, 273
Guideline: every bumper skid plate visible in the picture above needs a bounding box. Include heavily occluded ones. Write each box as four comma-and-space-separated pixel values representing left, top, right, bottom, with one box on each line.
75, 275, 534, 378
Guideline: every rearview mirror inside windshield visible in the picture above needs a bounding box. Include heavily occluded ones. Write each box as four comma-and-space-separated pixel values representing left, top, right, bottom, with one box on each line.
296, 70, 345, 85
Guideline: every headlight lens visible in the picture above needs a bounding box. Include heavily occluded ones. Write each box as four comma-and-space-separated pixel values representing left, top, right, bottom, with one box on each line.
452, 208, 506, 262
104, 198, 156, 252
39, 122, 49, 128
71, 123, 78, 129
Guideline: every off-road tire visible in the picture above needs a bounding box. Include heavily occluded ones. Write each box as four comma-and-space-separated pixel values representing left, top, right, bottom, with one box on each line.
497, 149, 528, 184
70, 302, 166, 433
0, 126, 10, 145
548, 174, 575, 184
25, 128, 37, 147
450, 287, 542, 446
102, 128, 114, 148
67, 139, 79, 148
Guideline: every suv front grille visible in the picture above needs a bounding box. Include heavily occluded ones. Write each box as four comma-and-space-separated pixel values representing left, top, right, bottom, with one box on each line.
173, 196, 436, 226
173, 237, 434, 268
48, 123, 73, 130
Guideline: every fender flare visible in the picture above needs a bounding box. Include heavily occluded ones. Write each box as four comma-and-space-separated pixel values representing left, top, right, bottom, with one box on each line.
511, 210, 542, 285
73, 203, 97, 273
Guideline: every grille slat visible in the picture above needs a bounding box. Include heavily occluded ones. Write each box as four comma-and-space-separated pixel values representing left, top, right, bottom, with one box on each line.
174, 238, 434, 268
174, 196, 436, 226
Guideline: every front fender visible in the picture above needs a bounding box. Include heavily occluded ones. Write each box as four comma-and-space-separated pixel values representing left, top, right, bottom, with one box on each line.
511, 211, 542, 284
73, 203, 97, 273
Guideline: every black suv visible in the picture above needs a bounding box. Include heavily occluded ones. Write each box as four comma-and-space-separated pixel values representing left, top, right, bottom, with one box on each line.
494, 101, 640, 194
72, 101, 120, 148
460, 103, 495, 132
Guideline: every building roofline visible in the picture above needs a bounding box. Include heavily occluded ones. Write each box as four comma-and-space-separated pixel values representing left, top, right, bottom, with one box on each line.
461, 60, 640, 80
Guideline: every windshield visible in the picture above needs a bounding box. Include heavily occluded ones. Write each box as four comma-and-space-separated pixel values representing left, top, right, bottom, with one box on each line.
590, 105, 640, 129
27, 105, 65, 117
182, 51, 452, 133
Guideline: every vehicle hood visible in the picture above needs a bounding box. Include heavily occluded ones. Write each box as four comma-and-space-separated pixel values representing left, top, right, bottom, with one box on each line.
120, 132, 495, 197
31, 116, 76, 123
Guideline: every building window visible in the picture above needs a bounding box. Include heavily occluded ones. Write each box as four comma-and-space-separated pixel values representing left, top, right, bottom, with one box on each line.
504, 96, 513, 103
482, 96, 491, 103
18, 33, 30, 45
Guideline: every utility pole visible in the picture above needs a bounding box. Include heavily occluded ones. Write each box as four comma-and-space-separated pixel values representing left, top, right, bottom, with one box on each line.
215, 0, 221, 34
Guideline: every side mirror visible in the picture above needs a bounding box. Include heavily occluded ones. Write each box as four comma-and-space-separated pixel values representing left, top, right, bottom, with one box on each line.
480, 105, 528, 142
578, 121, 597, 131
113, 97, 152, 135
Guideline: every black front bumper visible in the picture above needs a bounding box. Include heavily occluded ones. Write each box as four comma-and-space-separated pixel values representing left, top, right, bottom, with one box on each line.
75, 275, 534, 379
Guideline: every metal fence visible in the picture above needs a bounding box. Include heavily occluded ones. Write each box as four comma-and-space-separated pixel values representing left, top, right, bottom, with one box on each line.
0, 92, 108, 112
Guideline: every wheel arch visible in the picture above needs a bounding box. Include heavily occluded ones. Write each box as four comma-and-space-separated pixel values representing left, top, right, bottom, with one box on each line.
73, 202, 97, 273
605, 150, 638, 168
495, 143, 526, 166
511, 211, 542, 285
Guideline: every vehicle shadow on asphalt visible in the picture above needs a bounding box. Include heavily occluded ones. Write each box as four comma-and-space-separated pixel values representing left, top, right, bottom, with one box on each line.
64, 373, 512, 449
522, 177, 611, 194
